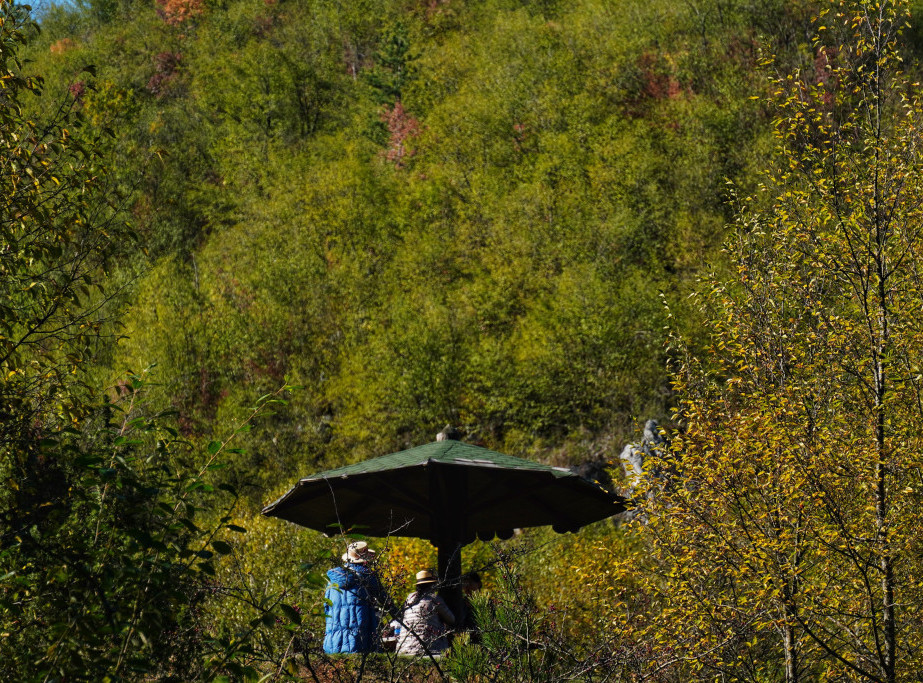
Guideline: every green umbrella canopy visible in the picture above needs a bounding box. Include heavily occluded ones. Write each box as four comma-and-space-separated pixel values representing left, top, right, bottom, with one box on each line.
263, 438, 625, 620
262, 439, 624, 544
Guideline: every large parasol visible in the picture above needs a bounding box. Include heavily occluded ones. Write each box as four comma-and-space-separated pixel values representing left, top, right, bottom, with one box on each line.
263, 436, 624, 617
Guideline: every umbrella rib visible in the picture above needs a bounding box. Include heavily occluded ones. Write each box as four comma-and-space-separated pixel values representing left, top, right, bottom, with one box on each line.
473, 476, 560, 511
333, 495, 421, 537
337, 474, 432, 518
476, 478, 603, 531
523, 489, 580, 530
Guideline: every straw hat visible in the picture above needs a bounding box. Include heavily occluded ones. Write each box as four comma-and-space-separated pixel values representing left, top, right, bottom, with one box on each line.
342, 541, 376, 564
415, 569, 438, 585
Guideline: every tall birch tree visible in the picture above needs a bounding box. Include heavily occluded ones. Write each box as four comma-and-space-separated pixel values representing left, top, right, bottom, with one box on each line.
638, 1, 923, 680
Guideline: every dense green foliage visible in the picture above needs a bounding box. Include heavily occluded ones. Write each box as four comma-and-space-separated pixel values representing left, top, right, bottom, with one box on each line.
23, 0, 799, 482
9, 0, 923, 679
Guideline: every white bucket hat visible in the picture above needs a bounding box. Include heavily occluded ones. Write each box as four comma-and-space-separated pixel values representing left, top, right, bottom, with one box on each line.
342, 541, 376, 564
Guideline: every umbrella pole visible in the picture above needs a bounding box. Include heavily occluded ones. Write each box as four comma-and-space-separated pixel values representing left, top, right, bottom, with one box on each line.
432, 461, 466, 626
437, 537, 463, 633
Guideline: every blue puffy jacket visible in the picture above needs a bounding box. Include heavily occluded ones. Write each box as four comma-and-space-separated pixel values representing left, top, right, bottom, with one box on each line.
323, 563, 385, 654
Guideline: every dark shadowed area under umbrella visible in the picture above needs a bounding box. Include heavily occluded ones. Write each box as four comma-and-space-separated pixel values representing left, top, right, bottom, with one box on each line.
262, 437, 625, 618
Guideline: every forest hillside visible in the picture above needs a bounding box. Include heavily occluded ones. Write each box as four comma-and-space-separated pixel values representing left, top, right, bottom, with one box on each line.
28, 0, 794, 471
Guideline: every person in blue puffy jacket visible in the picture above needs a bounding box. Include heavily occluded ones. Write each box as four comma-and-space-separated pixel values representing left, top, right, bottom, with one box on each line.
323, 541, 389, 654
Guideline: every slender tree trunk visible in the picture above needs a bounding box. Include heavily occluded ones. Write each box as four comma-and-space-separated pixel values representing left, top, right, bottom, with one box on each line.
875, 310, 895, 683
872, 30, 895, 677
783, 616, 798, 683
782, 542, 802, 683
